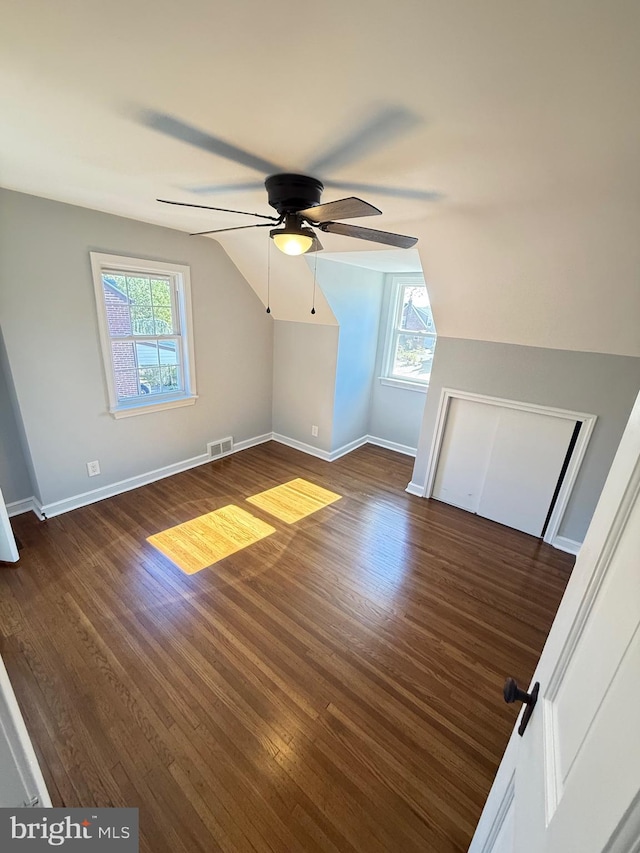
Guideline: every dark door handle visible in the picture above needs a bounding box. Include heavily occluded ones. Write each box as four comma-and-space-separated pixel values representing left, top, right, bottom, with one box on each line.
503, 678, 540, 736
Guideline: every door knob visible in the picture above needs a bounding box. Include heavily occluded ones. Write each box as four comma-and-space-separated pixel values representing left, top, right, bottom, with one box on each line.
503, 677, 540, 736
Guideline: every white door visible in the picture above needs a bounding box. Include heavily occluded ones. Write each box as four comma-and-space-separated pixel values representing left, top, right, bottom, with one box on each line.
433, 399, 575, 536
0, 656, 51, 807
0, 486, 19, 563
470, 390, 640, 853
477, 407, 575, 537
432, 398, 498, 512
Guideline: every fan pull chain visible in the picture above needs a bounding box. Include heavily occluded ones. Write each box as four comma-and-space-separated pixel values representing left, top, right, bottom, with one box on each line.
311, 251, 318, 315
266, 235, 271, 314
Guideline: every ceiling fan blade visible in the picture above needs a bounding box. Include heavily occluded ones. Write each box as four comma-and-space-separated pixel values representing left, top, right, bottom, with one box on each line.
190, 222, 275, 237
319, 221, 418, 249
299, 197, 381, 223
140, 110, 285, 174
187, 180, 265, 195
306, 105, 422, 174
308, 235, 324, 253
323, 179, 442, 202
157, 198, 279, 221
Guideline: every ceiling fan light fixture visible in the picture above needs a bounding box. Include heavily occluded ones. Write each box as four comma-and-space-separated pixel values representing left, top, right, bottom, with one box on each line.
270, 225, 315, 256
159, 172, 419, 252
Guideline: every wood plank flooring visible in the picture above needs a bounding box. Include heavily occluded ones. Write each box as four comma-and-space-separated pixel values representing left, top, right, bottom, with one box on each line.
0, 443, 574, 852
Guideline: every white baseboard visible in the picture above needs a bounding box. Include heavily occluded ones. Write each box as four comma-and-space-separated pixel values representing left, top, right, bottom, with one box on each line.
38, 433, 274, 520
27, 430, 416, 521
329, 436, 369, 461
405, 481, 425, 497
6, 497, 38, 518
41, 453, 211, 518
272, 432, 416, 463
6, 496, 45, 520
366, 435, 417, 457
551, 535, 582, 556
234, 432, 273, 452
271, 433, 332, 462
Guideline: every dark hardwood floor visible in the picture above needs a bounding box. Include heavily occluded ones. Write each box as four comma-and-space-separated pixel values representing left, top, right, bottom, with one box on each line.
0, 443, 574, 852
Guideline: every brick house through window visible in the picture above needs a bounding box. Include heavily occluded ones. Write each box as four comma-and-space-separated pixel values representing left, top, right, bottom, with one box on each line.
384, 277, 437, 386
402, 297, 436, 334
103, 279, 139, 399
91, 253, 197, 418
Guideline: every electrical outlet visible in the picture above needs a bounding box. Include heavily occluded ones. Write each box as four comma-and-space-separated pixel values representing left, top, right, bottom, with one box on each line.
311, 425, 319, 437
87, 460, 101, 477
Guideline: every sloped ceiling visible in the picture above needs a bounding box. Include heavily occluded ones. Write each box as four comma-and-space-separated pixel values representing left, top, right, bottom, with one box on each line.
1, 1, 639, 353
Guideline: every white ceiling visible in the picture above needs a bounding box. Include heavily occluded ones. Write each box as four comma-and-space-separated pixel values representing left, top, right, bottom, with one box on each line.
2, 1, 639, 352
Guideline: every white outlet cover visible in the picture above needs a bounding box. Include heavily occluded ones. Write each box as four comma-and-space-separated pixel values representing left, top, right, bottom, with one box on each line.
87, 460, 101, 476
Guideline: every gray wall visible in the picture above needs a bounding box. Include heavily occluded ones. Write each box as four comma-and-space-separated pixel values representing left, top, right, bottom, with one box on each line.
369, 383, 426, 449
4, 185, 635, 543
0, 189, 273, 508
272, 261, 424, 456
272, 320, 338, 453
369, 274, 428, 450
0, 330, 35, 504
316, 260, 384, 451
412, 337, 640, 542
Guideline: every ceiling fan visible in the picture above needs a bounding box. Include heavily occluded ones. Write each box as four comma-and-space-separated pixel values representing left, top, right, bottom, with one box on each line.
158, 172, 418, 255
140, 105, 439, 255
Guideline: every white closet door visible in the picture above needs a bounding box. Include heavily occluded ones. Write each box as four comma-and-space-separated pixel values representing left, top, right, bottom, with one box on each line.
478, 408, 576, 536
432, 399, 575, 537
432, 398, 499, 512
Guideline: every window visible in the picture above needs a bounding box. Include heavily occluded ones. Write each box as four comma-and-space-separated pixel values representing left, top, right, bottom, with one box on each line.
383, 276, 436, 389
90, 253, 197, 418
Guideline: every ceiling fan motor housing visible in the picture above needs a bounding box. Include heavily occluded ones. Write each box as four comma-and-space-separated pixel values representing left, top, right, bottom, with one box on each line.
265, 173, 324, 215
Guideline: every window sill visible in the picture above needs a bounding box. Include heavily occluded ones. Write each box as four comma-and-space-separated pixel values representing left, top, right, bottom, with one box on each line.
109, 394, 198, 419
379, 377, 429, 393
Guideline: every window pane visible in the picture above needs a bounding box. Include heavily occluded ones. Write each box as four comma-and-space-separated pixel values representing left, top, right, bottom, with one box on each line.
94, 255, 194, 413
106, 274, 127, 292
139, 367, 161, 395
160, 365, 180, 393
125, 276, 152, 305
392, 333, 436, 383
399, 286, 435, 333
111, 341, 136, 373
158, 340, 179, 365
103, 276, 132, 336
151, 279, 172, 305
153, 304, 174, 335
130, 306, 155, 335
135, 340, 159, 368
114, 370, 141, 400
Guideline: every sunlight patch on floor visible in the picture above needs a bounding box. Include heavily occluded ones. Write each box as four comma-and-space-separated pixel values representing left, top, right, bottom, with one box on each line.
147, 505, 276, 574
246, 478, 341, 524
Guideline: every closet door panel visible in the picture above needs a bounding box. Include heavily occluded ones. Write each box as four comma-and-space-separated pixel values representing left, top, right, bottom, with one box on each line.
477, 408, 575, 536
432, 398, 499, 512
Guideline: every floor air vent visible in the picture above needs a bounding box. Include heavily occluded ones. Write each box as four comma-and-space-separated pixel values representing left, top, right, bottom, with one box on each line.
207, 436, 234, 459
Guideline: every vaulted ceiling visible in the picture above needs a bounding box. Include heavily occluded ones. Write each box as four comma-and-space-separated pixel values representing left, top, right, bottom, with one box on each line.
2, 1, 639, 353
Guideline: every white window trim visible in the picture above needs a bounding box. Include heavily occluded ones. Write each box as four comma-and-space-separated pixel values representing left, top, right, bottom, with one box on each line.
381, 274, 435, 390
378, 376, 428, 393
90, 252, 197, 418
